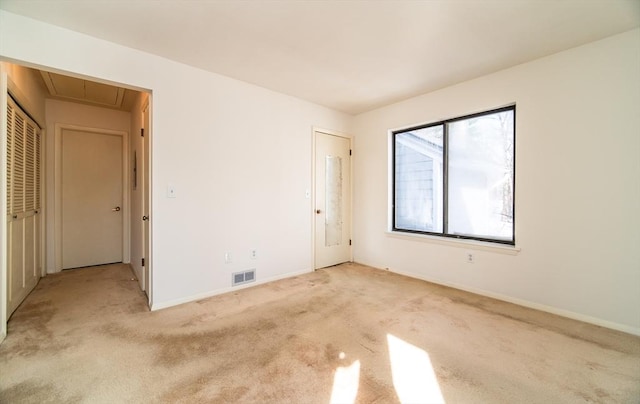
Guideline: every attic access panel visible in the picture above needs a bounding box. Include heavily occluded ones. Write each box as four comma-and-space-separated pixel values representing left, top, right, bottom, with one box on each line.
40, 71, 125, 109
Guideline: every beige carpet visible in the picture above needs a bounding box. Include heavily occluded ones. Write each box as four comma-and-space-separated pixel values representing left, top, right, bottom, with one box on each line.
1, 262, 639, 403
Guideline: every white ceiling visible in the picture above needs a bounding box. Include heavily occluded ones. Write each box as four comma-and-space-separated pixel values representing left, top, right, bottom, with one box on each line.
2, 0, 639, 115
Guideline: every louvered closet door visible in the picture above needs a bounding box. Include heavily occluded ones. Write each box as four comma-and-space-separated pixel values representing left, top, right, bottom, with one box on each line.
6, 97, 41, 316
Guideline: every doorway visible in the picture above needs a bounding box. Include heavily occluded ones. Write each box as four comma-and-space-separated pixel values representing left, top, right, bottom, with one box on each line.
1, 63, 153, 344
314, 129, 352, 269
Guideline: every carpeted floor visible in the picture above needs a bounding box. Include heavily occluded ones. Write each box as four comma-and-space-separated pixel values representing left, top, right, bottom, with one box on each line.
1, 262, 639, 403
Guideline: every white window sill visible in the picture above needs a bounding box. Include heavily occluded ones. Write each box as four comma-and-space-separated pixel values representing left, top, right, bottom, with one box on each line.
386, 231, 521, 255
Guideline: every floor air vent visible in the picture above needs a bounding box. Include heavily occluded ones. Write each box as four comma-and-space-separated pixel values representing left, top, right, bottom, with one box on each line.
232, 270, 256, 286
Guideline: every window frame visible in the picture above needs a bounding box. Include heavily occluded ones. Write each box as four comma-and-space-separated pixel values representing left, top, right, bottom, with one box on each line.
392, 105, 516, 246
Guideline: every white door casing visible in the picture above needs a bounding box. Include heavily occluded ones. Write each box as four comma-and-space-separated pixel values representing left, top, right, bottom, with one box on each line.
142, 98, 151, 302
1, 73, 7, 343
54, 125, 128, 271
314, 129, 352, 269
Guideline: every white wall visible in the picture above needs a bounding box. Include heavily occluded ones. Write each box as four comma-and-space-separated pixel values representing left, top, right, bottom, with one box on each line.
0, 62, 46, 126
353, 29, 640, 334
44, 99, 132, 273
0, 11, 352, 309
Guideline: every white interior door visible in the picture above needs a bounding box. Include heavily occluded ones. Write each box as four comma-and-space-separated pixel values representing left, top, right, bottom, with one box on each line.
314, 131, 351, 269
61, 129, 123, 269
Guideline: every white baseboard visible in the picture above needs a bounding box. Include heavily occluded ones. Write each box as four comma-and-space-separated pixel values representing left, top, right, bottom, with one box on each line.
151, 268, 312, 311
357, 261, 640, 337
150, 262, 640, 337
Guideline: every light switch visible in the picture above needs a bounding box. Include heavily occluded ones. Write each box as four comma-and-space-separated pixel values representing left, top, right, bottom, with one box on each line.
305, 189, 311, 199
167, 184, 176, 198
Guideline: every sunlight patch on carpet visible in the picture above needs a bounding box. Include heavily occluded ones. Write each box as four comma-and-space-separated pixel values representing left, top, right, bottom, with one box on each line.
329, 353, 360, 404
387, 334, 445, 404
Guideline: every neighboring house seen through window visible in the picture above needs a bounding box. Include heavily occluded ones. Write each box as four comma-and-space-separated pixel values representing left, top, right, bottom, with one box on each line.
393, 106, 515, 245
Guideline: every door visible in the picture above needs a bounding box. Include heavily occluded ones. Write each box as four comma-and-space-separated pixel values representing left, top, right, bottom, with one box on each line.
314, 131, 351, 269
61, 129, 123, 269
142, 100, 151, 301
6, 96, 42, 315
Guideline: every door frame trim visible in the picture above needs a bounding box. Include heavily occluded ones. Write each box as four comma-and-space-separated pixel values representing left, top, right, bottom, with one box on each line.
1, 71, 8, 342
141, 96, 152, 307
53, 124, 129, 272
311, 127, 353, 270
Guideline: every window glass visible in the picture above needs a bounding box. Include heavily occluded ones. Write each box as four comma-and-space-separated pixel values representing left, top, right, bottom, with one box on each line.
394, 125, 443, 232
393, 106, 515, 245
325, 155, 343, 246
447, 110, 514, 241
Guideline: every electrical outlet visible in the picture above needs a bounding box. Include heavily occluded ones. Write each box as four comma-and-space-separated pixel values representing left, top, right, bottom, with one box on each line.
167, 184, 176, 198
466, 252, 474, 264
250, 249, 257, 259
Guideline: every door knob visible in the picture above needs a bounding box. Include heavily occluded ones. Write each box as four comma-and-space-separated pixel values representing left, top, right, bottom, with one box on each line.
142, 215, 149, 221
112, 206, 121, 212
316, 209, 321, 214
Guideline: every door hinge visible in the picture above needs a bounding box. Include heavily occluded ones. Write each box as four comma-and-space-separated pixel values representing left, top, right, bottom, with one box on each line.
349, 149, 352, 156
349, 239, 352, 246
142, 258, 145, 267
141, 128, 144, 137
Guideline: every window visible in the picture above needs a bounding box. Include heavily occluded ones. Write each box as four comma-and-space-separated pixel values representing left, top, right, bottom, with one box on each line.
393, 106, 515, 245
